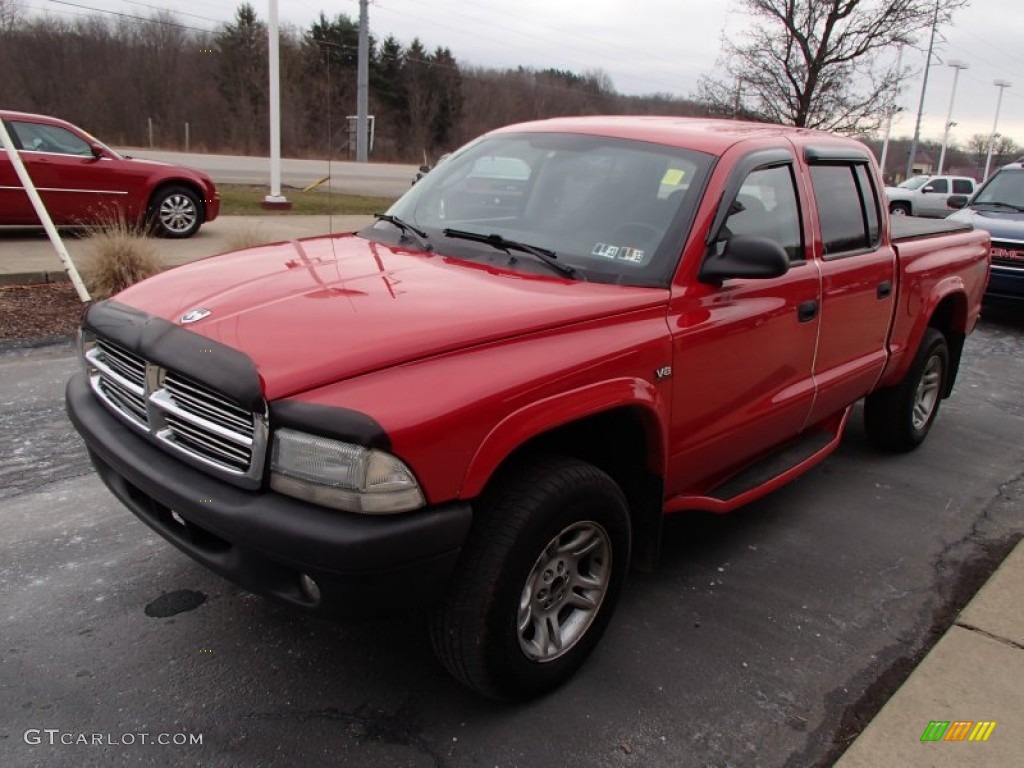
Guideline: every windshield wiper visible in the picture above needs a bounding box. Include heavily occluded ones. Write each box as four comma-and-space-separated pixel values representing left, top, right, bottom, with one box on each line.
374, 213, 433, 251
441, 229, 578, 279
973, 201, 1024, 213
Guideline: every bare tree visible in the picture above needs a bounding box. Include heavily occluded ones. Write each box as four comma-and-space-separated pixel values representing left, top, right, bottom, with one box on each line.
967, 133, 1020, 167
0, 0, 21, 32
697, 0, 970, 134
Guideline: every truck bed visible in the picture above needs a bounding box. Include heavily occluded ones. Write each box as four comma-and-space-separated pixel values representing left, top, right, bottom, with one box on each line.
891, 216, 973, 242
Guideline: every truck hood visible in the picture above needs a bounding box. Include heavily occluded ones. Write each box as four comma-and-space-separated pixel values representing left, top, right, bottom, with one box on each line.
114, 234, 669, 400
947, 206, 1024, 240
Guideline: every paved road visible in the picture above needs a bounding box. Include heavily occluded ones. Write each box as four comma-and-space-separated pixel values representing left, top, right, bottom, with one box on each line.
121, 149, 418, 198
2, 310, 1023, 767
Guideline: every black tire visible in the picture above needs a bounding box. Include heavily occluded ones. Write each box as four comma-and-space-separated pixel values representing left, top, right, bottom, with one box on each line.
148, 185, 203, 238
864, 327, 949, 452
889, 202, 911, 217
429, 456, 631, 701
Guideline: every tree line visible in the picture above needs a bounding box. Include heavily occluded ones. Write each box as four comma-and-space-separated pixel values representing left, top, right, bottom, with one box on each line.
0, 2, 705, 161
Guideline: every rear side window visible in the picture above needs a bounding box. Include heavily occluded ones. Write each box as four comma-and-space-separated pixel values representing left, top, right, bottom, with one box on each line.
809, 164, 881, 257
952, 179, 974, 194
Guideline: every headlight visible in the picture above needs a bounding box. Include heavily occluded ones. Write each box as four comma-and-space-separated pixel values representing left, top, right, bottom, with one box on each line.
270, 428, 425, 514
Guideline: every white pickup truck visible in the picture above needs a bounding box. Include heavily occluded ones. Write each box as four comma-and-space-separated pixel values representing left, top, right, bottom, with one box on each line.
885, 175, 978, 217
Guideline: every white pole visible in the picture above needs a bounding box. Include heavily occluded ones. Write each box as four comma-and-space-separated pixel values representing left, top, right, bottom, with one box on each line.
879, 45, 904, 182
356, 0, 369, 163
937, 61, 968, 175
264, 0, 288, 205
906, 0, 940, 181
0, 120, 90, 301
983, 80, 1012, 180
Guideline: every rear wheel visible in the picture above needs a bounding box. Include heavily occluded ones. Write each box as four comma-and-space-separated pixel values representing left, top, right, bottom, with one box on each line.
148, 185, 203, 238
864, 328, 949, 452
430, 456, 631, 700
889, 202, 911, 217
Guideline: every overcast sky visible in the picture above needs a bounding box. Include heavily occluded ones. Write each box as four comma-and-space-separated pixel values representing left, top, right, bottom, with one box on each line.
26, 0, 1024, 145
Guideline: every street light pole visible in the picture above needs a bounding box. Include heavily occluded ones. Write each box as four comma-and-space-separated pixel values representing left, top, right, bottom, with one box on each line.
937, 60, 968, 175
983, 80, 1013, 180
879, 44, 905, 182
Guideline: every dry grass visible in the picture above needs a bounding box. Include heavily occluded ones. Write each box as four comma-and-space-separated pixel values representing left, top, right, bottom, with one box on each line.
81, 219, 163, 299
224, 220, 270, 251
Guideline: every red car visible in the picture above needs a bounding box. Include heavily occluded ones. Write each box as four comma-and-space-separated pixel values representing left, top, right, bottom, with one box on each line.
0, 110, 218, 237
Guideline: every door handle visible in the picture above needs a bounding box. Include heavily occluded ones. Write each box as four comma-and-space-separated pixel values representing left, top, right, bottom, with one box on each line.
877, 280, 893, 299
797, 299, 818, 323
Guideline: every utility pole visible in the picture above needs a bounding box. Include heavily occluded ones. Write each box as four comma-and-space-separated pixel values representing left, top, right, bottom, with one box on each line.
983, 80, 1013, 180
937, 60, 968, 175
263, 0, 290, 209
356, 0, 369, 163
906, 0, 940, 181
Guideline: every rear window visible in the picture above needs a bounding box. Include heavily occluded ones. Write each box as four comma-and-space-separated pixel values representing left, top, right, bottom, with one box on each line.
809, 163, 881, 257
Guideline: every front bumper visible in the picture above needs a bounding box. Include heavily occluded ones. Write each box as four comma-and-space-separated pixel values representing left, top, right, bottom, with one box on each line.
66, 372, 472, 617
987, 265, 1024, 303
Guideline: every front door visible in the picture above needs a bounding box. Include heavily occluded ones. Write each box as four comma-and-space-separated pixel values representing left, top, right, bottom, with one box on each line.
7, 119, 129, 225
666, 152, 821, 496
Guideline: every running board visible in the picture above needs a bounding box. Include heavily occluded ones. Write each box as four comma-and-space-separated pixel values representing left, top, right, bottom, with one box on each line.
663, 407, 851, 515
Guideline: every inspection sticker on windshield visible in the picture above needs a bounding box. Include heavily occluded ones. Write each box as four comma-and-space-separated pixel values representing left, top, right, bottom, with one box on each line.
592, 243, 620, 259
618, 247, 645, 263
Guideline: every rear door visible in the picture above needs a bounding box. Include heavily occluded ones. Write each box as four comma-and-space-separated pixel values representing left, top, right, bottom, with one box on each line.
802, 149, 896, 426
6, 118, 130, 224
666, 147, 821, 494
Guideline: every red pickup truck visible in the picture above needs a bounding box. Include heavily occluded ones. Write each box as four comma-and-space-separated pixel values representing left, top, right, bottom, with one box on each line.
66, 117, 989, 700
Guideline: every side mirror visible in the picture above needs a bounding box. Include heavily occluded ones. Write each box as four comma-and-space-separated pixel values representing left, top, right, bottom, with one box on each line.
946, 194, 968, 210
419, 164, 431, 173
699, 235, 790, 283
922, 185, 936, 193
89, 143, 108, 159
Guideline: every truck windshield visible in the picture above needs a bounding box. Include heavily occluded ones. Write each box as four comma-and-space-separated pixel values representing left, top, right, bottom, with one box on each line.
972, 168, 1024, 211
898, 176, 929, 190
369, 132, 714, 287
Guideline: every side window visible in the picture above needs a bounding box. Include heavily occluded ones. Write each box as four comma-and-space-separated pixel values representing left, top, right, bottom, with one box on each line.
927, 178, 949, 194
723, 164, 804, 261
809, 163, 880, 257
952, 179, 974, 194
854, 165, 880, 244
10, 121, 92, 156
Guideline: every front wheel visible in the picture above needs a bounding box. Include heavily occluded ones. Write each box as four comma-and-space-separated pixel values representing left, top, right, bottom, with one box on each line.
148, 185, 203, 238
889, 202, 911, 217
429, 457, 631, 700
864, 328, 949, 452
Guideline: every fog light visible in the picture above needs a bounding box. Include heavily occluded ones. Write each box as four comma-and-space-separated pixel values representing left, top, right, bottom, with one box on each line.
299, 573, 321, 604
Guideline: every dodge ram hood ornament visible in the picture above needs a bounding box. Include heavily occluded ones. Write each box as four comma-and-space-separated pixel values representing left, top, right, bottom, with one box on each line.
180, 307, 212, 325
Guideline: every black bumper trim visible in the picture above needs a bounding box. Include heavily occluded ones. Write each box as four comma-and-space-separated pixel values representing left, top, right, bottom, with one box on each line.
67, 372, 472, 616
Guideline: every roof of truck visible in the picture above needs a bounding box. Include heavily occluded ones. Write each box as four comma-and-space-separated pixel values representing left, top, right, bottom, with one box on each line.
493, 115, 863, 157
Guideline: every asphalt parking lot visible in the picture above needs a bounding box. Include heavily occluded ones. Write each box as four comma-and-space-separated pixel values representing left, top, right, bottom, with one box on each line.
1, 308, 1022, 768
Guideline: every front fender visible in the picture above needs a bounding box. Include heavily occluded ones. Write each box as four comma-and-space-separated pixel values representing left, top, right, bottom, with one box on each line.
459, 377, 668, 499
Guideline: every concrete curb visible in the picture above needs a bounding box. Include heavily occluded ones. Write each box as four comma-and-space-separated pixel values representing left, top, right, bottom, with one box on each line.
0, 271, 70, 286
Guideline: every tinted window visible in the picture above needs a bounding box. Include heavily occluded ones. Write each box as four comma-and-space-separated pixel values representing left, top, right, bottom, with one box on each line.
810, 165, 875, 255
11, 121, 92, 156
723, 165, 803, 261
952, 179, 974, 194
855, 165, 880, 244
926, 178, 948, 193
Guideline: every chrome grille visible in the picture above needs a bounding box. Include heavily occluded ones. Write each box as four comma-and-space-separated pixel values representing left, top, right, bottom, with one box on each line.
990, 240, 1024, 269
83, 334, 267, 488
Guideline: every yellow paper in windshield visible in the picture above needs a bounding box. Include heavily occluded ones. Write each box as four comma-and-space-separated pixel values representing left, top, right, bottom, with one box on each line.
662, 168, 686, 186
